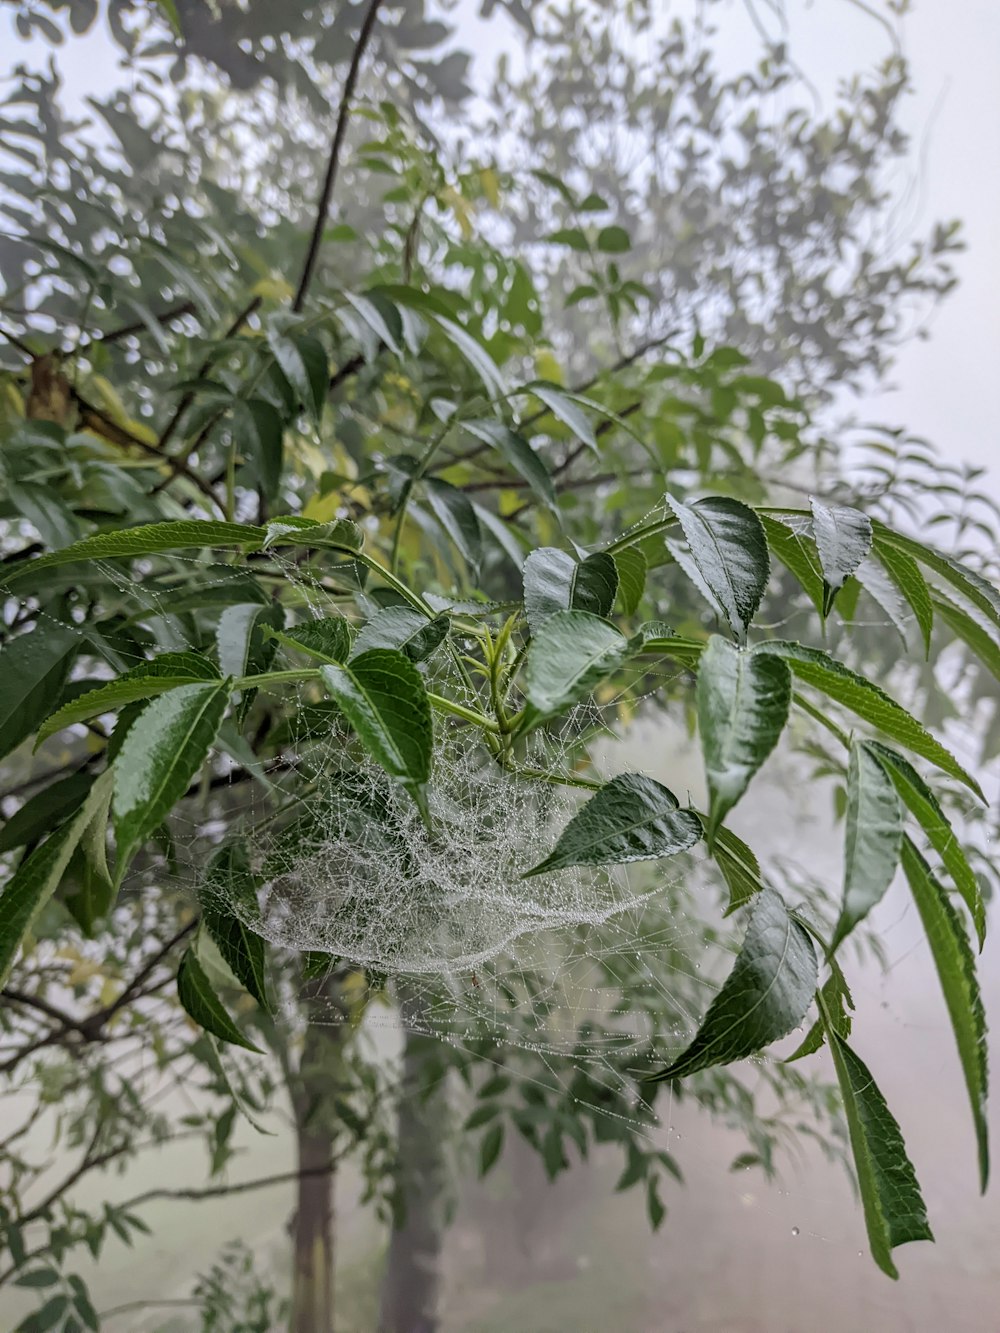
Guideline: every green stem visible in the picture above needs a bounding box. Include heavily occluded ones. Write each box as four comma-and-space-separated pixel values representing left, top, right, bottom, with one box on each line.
426, 692, 499, 732
604, 514, 677, 554
390, 423, 452, 575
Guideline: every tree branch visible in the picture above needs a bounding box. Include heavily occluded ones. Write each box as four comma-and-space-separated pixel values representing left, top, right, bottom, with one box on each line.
93, 300, 198, 346
292, 0, 386, 312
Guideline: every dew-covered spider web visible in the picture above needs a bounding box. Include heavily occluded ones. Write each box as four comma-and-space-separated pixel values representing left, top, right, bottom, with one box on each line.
28, 512, 974, 1169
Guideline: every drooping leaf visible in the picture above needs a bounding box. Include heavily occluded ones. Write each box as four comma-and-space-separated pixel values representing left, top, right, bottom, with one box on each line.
0, 623, 79, 758
522, 548, 619, 633
216, 603, 276, 680
932, 595, 1000, 682
810, 498, 873, 616
177, 948, 261, 1053
0, 773, 95, 853
667, 495, 769, 643
269, 615, 353, 664
240, 398, 284, 501
350, 607, 449, 663
696, 636, 791, 841
758, 514, 826, 619
524, 774, 702, 875
462, 420, 556, 510
200, 845, 271, 1014
267, 323, 327, 422
425, 478, 483, 574
754, 640, 984, 799
319, 651, 433, 820
525, 381, 598, 450
873, 522, 1000, 639
900, 837, 989, 1191
853, 556, 914, 647
873, 538, 934, 657
0, 769, 114, 989
113, 680, 232, 874
35, 652, 220, 745
647, 887, 816, 1081
786, 958, 854, 1062
521, 610, 629, 721
825, 1025, 933, 1278
712, 824, 764, 915
613, 546, 648, 616
829, 739, 903, 953
866, 740, 985, 948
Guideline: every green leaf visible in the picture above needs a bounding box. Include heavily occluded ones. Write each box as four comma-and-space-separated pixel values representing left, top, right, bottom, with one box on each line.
597, 224, 631, 253
786, 958, 854, 1062
524, 774, 702, 875
216, 603, 275, 679
521, 610, 629, 721
269, 615, 352, 664
810, 498, 873, 616
155, 0, 182, 35
696, 636, 791, 841
240, 398, 284, 501
462, 420, 557, 510
522, 548, 619, 633
759, 515, 826, 618
479, 1123, 505, 1176
35, 652, 220, 745
1, 520, 263, 584
873, 522, 1000, 639
267, 323, 327, 422
177, 948, 261, 1053
900, 837, 989, 1190
0, 769, 114, 989
647, 887, 816, 1082
425, 479, 483, 573
824, 1025, 932, 1278
201, 845, 271, 1013
0, 772, 94, 853
754, 641, 984, 800
613, 546, 648, 616
667, 495, 769, 643
525, 381, 598, 450
113, 680, 232, 873
319, 651, 433, 820
0, 623, 79, 758
829, 739, 903, 953
430, 313, 507, 397
712, 824, 765, 915
646, 1176, 666, 1230
341, 290, 403, 356
351, 607, 449, 663
932, 594, 1000, 682
873, 538, 934, 657
866, 740, 985, 948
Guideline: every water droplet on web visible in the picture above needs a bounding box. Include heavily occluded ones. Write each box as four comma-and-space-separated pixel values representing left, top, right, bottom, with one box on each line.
791, 1227, 800, 1237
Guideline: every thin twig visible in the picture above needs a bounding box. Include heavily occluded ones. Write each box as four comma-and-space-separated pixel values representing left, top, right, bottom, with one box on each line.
292, 0, 386, 311
93, 300, 197, 346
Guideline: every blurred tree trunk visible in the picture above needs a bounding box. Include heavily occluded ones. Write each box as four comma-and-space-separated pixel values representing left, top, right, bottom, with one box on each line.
289, 976, 349, 1333
378, 985, 451, 1333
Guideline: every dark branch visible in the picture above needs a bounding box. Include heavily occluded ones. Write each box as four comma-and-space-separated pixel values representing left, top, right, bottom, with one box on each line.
93, 300, 198, 346
293, 0, 386, 312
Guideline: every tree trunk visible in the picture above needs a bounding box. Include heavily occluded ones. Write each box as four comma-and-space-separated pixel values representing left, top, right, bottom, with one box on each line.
378, 988, 451, 1333
291, 1122, 336, 1333
289, 976, 349, 1333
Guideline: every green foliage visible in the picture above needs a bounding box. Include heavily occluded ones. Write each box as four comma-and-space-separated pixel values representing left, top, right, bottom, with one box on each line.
648, 889, 817, 1082
524, 774, 702, 875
